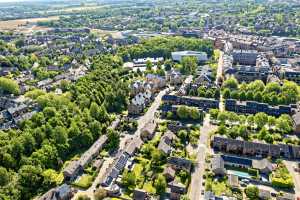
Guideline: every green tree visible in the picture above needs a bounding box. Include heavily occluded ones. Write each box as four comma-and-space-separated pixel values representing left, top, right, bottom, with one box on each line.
177, 106, 189, 119
122, 170, 136, 188
223, 76, 238, 89
245, 186, 259, 200
154, 174, 167, 194
0, 167, 9, 186
106, 128, 120, 151
0, 77, 20, 95
222, 88, 231, 99
180, 56, 197, 75
94, 188, 107, 200
254, 112, 268, 129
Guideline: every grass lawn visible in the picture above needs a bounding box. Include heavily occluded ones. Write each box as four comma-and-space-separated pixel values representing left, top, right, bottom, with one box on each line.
72, 174, 93, 189
143, 181, 156, 194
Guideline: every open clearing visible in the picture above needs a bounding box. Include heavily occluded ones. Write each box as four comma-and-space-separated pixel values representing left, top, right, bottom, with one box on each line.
0, 16, 59, 30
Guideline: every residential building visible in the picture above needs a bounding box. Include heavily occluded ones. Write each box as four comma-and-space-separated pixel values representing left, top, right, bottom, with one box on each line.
259, 189, 271, 200
211, 154, 226, 176
162, 94, 219, 111
166, 70, 184, 85
225, 99, 294, 117
140, 120, 157, 141
39, 184, 75, 200
167, 157, 192, 172
63, 135, 108, 181
212, 135, 300, 159
133, 189, 148, 200
232, 49, 259, 65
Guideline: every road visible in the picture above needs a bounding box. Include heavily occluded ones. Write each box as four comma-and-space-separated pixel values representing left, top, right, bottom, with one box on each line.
71, 88, 168, 200
284, 160, 300, 198
136, 88, 168, 135
215, 50, 224, 86
188, 114, 217, 200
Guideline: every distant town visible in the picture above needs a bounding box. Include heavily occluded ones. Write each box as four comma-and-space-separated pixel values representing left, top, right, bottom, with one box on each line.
0, 1, 300, 200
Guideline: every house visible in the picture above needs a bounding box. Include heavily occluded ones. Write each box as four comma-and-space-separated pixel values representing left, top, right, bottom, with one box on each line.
292, 112, 300, 135
39, 184, 75, 200
167, 121, 186, 133
171, 51, 208, 63
140, 120, 157, 141
133, 189, 148, 200
63, 135, 108, 181
166, 70, 183, 85
221, 155, 252, 168
167, 157, 192, 172
232, 49, 259, 65
145, 74, 166, 90
225, 99, 293, 117
128, 92, 151, 115
162, 94, 219, 111
158, 130, 176, 155
124, 136, 144, 156
252, 159, 273, 174
163, 166, 176, 182
178, 75, 193, 96
228, 174, 239, 189
212, 135, 300, 159
211, 155, 226, 176
168, 180, 186, 200
259, 189, 271, 200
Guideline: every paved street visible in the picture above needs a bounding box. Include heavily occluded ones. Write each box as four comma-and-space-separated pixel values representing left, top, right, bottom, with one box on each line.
71, 88, 168, 199
189, 114, 217, 200
215, 50, 224, 86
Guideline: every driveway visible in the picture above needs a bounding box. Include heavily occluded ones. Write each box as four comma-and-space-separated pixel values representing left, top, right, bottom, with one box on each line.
284, 160, 300, 198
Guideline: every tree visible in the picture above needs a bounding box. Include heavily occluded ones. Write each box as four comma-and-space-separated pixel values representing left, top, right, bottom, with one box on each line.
222, 88, 231, 99
146, 60, 153, 71
254, 112, 268, 129
230, 90, 239, 99
217, 124, 226, 135
106, 128, 120, 151
223, 76, 238, 89
245, 186, 259, 200
0, 77, 20, 95
180, 56, 197, 75
180, 195, 190, 200
178, 130, 188, 143
164, 59, 173, 71
94, 188, 107, 200
18, 165, 43, 198
209, 109, 219, 120
0, 167, 9, 186
154, 174, 167, 194
77, 195, 91, 200
276, 116, 293, 134
239, 91, 246, 101
177, 106, 189, 119
189, 107, 201, 120
246, 91, 254, 100
253, 92, 263, 102
121, 170, 136, 188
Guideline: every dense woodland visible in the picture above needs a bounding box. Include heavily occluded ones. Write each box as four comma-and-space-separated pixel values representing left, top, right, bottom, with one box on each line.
0, 55, 129, 200
117, 37, 213, 62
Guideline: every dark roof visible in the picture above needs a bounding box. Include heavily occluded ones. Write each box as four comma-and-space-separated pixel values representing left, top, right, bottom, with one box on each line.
221, 155, 252, 166
133, 189, 147, 200
167, 157, 192, 171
